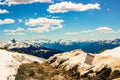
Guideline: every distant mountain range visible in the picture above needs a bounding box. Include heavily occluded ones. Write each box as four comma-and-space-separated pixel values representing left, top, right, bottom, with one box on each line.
0, 38, 120, 59
40, 38, 120, 53
0, 39, 62, 59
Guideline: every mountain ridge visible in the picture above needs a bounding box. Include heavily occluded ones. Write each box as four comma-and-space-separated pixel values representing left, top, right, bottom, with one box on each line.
39, 38, 120, 53
0, 39, 63, 59
15, 46, 120, 80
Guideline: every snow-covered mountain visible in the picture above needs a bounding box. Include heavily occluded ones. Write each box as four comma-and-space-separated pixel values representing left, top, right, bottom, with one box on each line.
0, 39, 62, 59
1, 38, 120, 58
0, 49, 45, 80
83, 38, 120, 53
47, 47, 120, 79
0, 39, 40, 49
40, 38, 120, 53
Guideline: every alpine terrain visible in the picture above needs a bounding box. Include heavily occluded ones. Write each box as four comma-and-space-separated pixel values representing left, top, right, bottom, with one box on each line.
15, 46, 120, 80
0, 39, 62, 59
0, 49, 45, 80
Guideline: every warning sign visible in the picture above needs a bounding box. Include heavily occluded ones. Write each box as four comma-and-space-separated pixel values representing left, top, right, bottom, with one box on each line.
84, 54, 95, 65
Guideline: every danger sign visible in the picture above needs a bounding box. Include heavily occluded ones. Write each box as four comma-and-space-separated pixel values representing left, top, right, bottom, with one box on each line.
84, 54, 95, 65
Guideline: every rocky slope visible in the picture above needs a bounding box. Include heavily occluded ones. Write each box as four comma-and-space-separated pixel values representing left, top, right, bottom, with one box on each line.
0, 49, 45, 80
48, 47, 120, 79
16, 47, 120, 80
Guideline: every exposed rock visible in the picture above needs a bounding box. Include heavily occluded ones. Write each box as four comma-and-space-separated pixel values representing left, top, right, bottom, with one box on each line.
15, 47, 120, 80
0, 49, 45, 80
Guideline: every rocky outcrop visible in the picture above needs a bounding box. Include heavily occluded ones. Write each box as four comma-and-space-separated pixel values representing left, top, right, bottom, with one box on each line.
47, 47, 120, 80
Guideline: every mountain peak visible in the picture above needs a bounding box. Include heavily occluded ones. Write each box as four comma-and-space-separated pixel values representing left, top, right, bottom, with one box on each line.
11, 38, 16, 44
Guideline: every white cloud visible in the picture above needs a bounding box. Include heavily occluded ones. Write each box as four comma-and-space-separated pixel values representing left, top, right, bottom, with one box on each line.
95, 27, 112, 32
18, 19, 23, 23
27, 25, 63, 33
82, 30, 93, 33
3, 27, 25, 35
51, 16, 60, 19
0, 18, 15, 25
81, 26, 117, 34
25, 17, 63, 26
109, 30, 116, 34
64, 32, 79, 35
26, 17, 64, 33
47, 1, 101, 13
0, 0, 52, 5
0, 9, 9, 14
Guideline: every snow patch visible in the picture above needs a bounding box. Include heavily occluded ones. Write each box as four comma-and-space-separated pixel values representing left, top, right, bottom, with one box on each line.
100, 47, 120, 57
0, 49, 45, 80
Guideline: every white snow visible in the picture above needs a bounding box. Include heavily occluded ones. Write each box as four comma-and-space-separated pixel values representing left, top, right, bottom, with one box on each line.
48, 47, 120, 74
0, 49, 45, 80
48, 49, 88, 70
0, 40, 40, 49
57, 39, 72, 45
99, 46, 120, 58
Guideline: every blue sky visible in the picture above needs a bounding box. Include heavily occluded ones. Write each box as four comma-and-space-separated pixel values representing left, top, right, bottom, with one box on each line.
0, 0, 120, 42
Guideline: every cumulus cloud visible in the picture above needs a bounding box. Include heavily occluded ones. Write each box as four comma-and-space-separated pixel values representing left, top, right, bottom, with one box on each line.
3, 27, 25, 35
81, 26, 117, 34
25, 17, 64, 26
47, 1, 101, 13
0, 0, 52, 5
26, 17, 64, 33
0, 18, 15, 25
96, 26, 117, 34
64, 32, 79, 35
0, 9, 9, 14
95, 27, 112, 32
